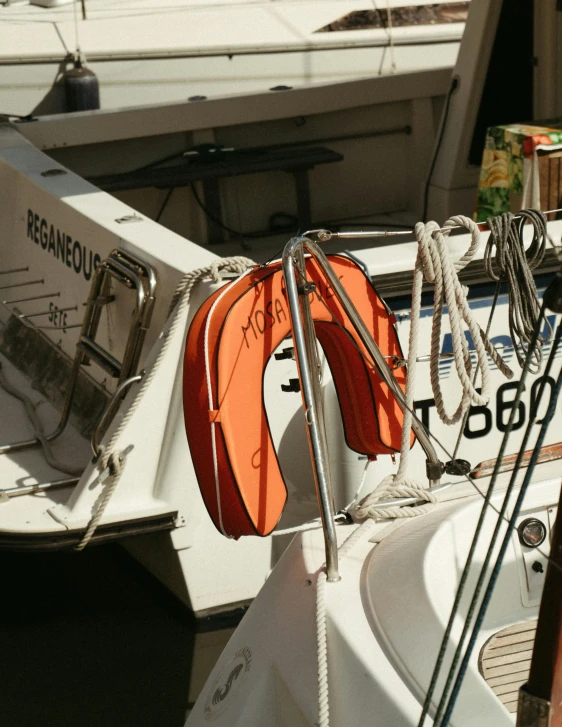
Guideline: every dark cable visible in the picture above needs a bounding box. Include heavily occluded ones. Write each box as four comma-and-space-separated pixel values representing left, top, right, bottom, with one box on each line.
156, 187, 175, 223
133, 150, 187, 175
261, 246, 288, 268
190, 184, 250, 240
484, 209, 551, 371
190, 184, 296, 245
422, 76, 459, 222
310, 272, 562, 585
431, 316, 562, 727
439, 321, 562, 727
417, 301, 550, 726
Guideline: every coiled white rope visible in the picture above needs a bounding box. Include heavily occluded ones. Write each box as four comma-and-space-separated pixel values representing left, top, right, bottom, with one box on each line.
75, 255, 255, 551
356, 478, 437, 520
356, 216, 513, 522
418, 216, 513, 425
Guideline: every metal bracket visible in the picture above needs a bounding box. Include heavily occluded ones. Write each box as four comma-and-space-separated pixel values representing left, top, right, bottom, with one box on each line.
444, 458, 472, 476
426, 460, 446, 481
297, 281, 316, 296
281, 378, 301, 393
274, 347, 295, 361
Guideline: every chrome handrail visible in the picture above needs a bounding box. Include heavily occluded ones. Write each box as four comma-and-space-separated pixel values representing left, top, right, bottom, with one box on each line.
0, 477, 79, 501
282, 236, 443, 582
0, 248, 156, 457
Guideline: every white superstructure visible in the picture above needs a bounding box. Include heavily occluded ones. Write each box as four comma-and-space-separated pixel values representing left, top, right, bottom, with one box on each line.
0, 0, 467, 114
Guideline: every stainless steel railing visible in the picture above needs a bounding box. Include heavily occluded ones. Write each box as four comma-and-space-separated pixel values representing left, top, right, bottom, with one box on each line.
282, 236, 443, 581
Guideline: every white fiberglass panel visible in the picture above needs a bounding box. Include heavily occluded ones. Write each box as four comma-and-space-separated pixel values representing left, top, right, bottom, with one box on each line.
366, 478, 561, 725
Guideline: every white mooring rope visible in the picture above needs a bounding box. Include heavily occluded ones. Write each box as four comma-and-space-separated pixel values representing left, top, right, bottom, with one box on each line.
417, 215, 513, 425
202, 267, 255, 537
75, 255, 255, 551
315, 519, 377, 727
316, 566, 329, 727
356, 215, 513, 522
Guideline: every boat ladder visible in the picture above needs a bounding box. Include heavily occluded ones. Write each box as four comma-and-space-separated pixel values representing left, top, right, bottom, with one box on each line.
0, 247, 157, 474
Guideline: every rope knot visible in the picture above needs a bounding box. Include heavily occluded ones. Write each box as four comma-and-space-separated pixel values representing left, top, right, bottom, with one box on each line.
209, 256, 255, 284
78, 255, 257, 552
355, 474, 437, 521
414, 220, 440, 283
107, 451, 124, 478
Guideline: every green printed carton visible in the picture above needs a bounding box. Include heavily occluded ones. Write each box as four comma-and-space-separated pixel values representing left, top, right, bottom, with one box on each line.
475, 121, 562, 221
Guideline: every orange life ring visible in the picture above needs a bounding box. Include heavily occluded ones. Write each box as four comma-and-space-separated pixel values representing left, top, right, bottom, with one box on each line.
183, 254, 412, 538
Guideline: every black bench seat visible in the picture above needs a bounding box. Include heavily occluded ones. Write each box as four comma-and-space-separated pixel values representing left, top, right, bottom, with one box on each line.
89, 144, 344, 243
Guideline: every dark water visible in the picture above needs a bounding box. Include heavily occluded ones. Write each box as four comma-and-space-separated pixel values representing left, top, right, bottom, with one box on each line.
0, 545, 197, 727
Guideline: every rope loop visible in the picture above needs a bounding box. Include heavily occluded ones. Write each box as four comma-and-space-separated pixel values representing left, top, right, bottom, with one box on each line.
168, 255, 255, 317
354, 214, 511, 525
414, 216, 513, 426
484, 210, 550, 372
356, 474, 437, 521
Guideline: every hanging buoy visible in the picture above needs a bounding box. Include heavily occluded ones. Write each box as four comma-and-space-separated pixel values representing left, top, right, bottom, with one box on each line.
64, 58, 100, 112
183, 254, 411, 538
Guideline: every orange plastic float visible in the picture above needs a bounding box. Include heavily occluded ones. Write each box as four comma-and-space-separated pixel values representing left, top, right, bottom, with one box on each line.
183, 254, 412, 539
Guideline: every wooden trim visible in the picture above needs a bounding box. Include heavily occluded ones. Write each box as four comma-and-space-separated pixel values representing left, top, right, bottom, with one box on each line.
471, 442, 562, 479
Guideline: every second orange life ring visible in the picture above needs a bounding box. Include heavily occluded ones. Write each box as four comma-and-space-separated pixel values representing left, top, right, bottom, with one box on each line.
183, 254, 412, 539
